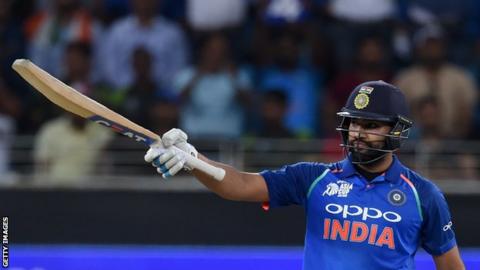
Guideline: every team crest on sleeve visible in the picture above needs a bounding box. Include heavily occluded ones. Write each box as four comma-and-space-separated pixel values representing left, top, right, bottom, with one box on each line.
323, 181, 353, 197
388, 189, 406, 206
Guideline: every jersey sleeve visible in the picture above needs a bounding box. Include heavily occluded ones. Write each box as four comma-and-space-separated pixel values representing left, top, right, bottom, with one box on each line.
260, 162, 327, 208
419, 181, 457, 255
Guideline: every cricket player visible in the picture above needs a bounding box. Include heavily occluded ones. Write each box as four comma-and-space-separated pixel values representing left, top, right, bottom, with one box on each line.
145, 81, 465, 270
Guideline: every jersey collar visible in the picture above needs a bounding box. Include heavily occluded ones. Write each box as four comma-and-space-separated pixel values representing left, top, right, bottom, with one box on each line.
338, 155, 403, 184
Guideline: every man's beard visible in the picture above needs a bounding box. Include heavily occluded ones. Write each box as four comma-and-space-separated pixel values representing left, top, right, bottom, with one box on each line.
348, 139, 389, 165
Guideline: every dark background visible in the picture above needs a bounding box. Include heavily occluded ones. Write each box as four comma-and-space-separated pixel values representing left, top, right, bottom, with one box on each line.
1, 188, 477, 247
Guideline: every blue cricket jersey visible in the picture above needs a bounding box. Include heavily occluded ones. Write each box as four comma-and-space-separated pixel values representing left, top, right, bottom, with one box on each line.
260, 155, 457, 270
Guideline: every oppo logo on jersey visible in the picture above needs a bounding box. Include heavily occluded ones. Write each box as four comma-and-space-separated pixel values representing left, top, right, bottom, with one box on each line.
325, 203, 402, 223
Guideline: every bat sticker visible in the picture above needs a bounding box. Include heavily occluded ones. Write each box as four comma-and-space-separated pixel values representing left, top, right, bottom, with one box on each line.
88, 115, 155, 145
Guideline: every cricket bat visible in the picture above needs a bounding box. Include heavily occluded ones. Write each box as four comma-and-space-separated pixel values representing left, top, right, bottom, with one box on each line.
12, 59, 225, 181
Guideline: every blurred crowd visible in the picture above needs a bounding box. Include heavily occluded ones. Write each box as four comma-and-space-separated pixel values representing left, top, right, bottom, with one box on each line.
1, 0, 480, 180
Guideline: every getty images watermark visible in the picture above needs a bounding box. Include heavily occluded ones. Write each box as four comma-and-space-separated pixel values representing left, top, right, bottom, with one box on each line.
2, 216, 8, 268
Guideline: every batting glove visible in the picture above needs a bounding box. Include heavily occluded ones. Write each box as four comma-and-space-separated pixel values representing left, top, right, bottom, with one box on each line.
144, 128, 198, 179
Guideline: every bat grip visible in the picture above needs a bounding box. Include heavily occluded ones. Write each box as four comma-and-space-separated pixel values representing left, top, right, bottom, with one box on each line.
181, 149, 226, 181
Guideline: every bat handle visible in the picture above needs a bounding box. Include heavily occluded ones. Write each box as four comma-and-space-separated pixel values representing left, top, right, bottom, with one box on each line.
180, 149, 226, 181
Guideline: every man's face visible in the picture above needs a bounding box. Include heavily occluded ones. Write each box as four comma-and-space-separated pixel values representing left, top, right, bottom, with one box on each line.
65, 48, 90, 79
417, 38, 445, 69
200, 35, 228, 71
357, 39, 386, 72
275, 35, 299, 70
347, 118, 392, 163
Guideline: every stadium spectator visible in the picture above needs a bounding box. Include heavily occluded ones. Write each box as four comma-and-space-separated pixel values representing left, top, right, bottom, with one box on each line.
257, 90, 293, 138
24, 0, 96, 77
250, 0, 314, 62
258, 31, 320, 138
121, 47, 160, 128
323, 36, 391, 138
0, 115, 14, 178
87, 0, 129, 28
412, 96, 479, 180
405, 0, 474, 63
62, 40, 120, 112
310, 31, 336, 87
34, 39, 113, 182
33, 113, 113, 182
18, 41, 97, 135
0, 79, 21, 123
100, 0, 188, 93
173, 33, 251, 138
394, 25, 478, 139
33, 40, 114, 182
63, 41, 94, 96
467, 38, 480, 140
148, 99, 180, 136
320, 0, 405, 71
410, 95, 443, 140
85, 0, 123, 83
0, 79, 21, 177
186, 0, 250, 61
0, 0, 27, 87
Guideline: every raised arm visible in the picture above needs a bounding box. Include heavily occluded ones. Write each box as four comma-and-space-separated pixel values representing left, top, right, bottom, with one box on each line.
145, 129, 269, 202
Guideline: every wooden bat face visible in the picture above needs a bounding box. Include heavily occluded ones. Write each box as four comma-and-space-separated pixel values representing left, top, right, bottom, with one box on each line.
12, 59, 160, 146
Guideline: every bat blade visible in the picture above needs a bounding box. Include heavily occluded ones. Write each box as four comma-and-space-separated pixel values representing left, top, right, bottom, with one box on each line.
12, 59, 225, 181
12, 59, 159, 145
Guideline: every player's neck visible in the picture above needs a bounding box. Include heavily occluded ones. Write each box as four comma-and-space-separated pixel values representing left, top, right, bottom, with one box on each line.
357, 154, 393, 173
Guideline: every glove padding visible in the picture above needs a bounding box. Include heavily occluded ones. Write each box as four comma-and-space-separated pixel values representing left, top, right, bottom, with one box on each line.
144, 128, 198, 179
